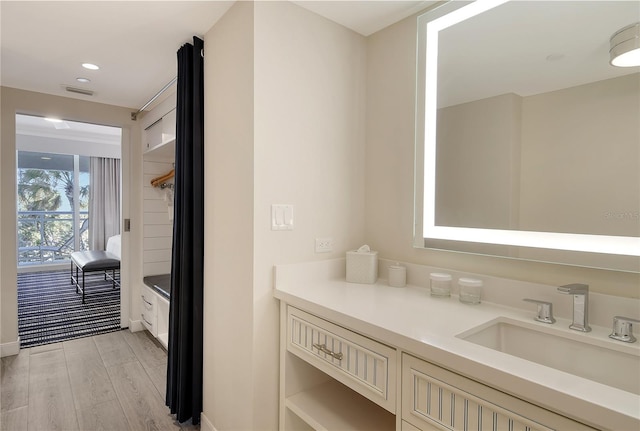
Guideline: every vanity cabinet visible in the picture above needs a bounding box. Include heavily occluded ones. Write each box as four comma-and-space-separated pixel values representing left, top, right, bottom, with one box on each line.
156, 294, 169, 348
140, 283, 169, 348
401, 421, 422, 431
140, 284, 157, 335
287, 307, 396, 412
279, 303, 596, 431
401, 354, 596, 431
281, 306, 396, 430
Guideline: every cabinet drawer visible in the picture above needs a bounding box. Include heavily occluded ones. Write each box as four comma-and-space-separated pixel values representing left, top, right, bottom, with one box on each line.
402, 354, 596, 431
141, 285, 157, 335
141, 286, 156, 313
141, 310, 156, 334
287, 306, 396, 413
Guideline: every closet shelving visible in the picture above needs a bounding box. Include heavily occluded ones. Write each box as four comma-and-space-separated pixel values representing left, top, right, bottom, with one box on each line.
144, 108, 176, 160
140, 99, 176, 347
144, 138, 175, 159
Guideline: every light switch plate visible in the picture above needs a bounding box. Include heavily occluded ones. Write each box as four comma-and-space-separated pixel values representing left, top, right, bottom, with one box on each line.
271, 204, 294, 230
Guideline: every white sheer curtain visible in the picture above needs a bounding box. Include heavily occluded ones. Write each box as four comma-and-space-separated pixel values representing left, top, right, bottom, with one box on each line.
89, 157, 121, 251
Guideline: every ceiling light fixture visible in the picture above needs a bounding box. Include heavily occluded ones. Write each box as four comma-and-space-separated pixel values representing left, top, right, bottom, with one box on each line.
40, 156, 52, 160
610, 22, 640, 67
44, 117, 70, 129
82, 63, 100, 70
76, 77, 91, 83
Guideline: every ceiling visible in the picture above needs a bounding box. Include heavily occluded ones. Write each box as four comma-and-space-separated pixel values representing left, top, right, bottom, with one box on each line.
3, 1, 638, 117
15, 113, 122, 158
437, 0, 640, 108
1, 1, 434, 111
1, 1, 234, 110
16, 114, 122, 146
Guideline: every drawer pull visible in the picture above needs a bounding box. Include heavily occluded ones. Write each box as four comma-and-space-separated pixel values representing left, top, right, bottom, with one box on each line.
141, 314, 153, 326
141, 295, 153, 308
312, 343, 343, 360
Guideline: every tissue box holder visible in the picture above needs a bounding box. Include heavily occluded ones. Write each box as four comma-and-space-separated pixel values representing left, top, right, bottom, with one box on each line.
346, 250, 378, 284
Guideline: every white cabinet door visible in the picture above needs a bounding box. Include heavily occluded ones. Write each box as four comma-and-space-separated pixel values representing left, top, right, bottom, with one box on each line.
161, 109, 176, 144
143, 108, 176, 154
144, 119, 162, 151
156, 295, 169, 348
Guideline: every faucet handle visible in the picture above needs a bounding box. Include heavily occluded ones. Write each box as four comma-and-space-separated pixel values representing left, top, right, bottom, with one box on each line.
609, 316, 640, 343
523, 298, 556, 324
557, 283, 589, 294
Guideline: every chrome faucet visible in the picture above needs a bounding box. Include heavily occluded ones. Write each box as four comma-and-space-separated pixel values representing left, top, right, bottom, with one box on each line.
557, 283, 591, 332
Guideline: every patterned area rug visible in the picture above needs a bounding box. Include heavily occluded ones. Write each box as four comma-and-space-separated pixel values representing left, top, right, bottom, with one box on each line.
18, 269, 121, 348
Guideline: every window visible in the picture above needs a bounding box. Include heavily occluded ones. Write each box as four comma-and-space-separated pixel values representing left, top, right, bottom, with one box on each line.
17, 151, 90, 265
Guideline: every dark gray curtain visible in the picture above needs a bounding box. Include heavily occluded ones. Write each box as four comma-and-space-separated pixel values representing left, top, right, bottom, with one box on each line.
166, 36, 204, 425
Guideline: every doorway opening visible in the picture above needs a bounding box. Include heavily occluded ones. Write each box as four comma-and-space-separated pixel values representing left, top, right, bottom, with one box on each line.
15, 114, 123, 348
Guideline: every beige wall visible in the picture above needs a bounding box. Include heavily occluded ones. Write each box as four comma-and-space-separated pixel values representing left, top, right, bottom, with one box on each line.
0, 87, 140, 347
518, 74, 639, 269
434, 74, 639, 270
365, 13, 640, 297
520, 73, 639, 237
202, 1, 366, 429
203, 1, 255, 430
436, 93, 522, 230
253, 2, 366, 428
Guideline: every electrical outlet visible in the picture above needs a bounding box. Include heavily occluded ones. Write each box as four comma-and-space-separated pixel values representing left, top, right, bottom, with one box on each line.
315, 237, 333, 253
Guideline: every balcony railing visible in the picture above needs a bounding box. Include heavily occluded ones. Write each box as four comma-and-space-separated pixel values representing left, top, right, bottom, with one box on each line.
18, 211, 89, 266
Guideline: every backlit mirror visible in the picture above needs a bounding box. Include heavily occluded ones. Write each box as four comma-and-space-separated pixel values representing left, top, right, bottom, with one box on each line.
415, 0, 640, 272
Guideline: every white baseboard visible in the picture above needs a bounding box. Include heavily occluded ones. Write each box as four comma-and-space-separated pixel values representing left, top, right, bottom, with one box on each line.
129, 319, 144, 332
200, 412, 216, 431
0, 337, 20, 357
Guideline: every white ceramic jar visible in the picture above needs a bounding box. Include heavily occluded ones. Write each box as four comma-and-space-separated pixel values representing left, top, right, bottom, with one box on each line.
388, 265, 407, 287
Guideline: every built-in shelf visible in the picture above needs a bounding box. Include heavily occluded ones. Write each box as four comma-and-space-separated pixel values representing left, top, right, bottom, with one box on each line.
144, 138, 175, 160
285, 380, 395, 431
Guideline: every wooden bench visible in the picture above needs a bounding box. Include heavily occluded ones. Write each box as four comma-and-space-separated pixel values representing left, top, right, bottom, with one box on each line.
70, 235, 121, 303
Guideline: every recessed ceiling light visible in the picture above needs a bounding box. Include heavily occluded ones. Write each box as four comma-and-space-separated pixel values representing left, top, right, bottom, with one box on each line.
44, 117, 70, 129
82, 63, 100, 70
76, 77, 91, 83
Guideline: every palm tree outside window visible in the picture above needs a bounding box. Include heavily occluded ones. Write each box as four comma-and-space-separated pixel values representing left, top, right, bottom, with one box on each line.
17, 151, 90, 266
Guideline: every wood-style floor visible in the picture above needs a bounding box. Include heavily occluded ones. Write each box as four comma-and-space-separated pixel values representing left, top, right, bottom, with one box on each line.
1, 330, 198, 430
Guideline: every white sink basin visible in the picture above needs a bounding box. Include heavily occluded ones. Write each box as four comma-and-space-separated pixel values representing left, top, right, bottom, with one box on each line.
457, 318, 640, 395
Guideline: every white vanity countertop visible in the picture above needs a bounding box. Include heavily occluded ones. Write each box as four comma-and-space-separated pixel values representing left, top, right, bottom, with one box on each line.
273, 259, 640, 431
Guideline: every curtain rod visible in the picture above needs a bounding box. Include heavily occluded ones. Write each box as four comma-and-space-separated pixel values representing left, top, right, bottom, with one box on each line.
131, 77, 177, 121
